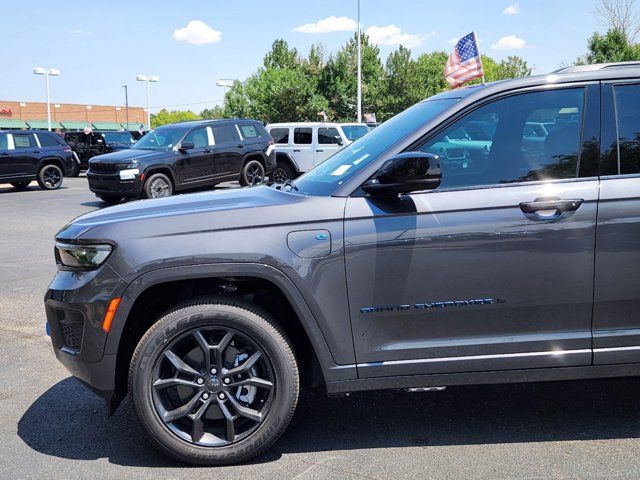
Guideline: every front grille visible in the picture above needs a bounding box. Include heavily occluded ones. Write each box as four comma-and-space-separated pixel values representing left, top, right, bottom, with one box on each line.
59, 316, 84, 353
89, 163, 124, 174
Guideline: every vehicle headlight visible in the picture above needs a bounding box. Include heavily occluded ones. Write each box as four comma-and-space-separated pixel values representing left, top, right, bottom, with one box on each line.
119, 162, 140, 180
55, 242, 113, 269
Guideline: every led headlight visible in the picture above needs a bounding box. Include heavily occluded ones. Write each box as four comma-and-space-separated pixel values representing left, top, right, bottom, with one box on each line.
55, 242, 113, 269
119, 168, 139, 180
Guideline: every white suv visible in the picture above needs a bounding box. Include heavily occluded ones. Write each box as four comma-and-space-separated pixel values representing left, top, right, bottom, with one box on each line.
266, 122, 371, 182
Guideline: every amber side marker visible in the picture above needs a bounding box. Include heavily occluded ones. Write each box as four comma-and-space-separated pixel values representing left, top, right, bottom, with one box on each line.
102, 298, 121, 333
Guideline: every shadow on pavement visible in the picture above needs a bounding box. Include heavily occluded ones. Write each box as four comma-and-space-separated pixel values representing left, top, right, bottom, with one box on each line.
17, 375, 640, 467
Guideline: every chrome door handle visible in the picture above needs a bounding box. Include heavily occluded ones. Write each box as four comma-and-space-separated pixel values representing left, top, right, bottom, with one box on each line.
519, 197, 583, 214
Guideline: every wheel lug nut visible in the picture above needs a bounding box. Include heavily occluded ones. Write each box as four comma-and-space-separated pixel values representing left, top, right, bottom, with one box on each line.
197, 378, 204, 385
211, 368, 217, 374
223, 378, 230, 384
202, 393, 209, 400
218, 393, 225, 400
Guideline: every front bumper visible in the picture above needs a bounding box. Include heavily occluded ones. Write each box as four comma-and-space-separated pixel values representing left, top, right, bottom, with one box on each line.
87, 172, 143, 198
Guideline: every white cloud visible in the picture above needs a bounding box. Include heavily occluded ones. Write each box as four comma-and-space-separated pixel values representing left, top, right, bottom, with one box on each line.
293, 16, 357, 34
173, 20, 221, 45
502, 3, 520, 15
365, 25, 430, 48
70, 29, 92, 35
491, 35, 527, 50
448, 37, 459, 45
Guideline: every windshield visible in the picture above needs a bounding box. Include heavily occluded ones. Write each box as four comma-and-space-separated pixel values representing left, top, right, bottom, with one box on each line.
294, 98, 457, 196
341, 125, 371, 142
103, 132, 135, 144
133, 126, 189, 150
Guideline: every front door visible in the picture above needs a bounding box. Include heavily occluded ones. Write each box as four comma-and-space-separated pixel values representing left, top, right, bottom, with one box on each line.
177, 126, 214, 185
345, 85, 600, 378
315, 127, 342, 166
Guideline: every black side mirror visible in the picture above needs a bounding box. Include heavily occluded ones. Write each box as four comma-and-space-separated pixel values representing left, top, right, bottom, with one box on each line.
180, 141, 195, 151
336, 136, 344, 146
362, 152, 441, 196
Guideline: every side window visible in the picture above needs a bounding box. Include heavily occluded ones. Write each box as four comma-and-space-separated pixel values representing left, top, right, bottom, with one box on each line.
293, 128, 312, 145
37, 133, 61, 147
239, 124, 259, 139
270, 128, 289, 144
417, 88, 585, 190
13, 134, 35, 149
613, 84, 640, 174
183, 127, 210, 148
211, 125, 237, 145
318, 127, 341, 144
0, 133, 7, 150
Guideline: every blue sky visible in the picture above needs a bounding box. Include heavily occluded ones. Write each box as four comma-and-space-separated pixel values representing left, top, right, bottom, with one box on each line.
2, 0, 604, 113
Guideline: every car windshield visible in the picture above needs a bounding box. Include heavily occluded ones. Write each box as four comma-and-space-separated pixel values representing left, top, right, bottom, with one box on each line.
341, 125, 371, 141
133, 126, 189, 150
294, 98, 458, 196
103, 132, 135, 144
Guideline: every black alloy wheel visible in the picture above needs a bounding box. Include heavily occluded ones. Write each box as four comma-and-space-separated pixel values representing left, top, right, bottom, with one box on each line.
240, 160, 265, 187
271, 162, 294, 184
37, 164, 63, 190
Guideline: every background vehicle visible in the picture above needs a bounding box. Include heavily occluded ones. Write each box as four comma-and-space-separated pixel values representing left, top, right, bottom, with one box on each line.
87, 119, 275, 203
266, 122, 370, 182
0, 130, 74, 190
64, 130, 136, 173
46, 62, 640, 465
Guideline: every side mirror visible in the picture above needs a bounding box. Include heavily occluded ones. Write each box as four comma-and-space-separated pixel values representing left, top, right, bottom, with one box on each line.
336, 136, 344, 146
362, 152, 441, 196
180, 141, 195, 151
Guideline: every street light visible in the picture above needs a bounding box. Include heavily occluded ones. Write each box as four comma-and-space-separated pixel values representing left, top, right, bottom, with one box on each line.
216, 79, 234, 108
33, 67, 60, 131
136, 74, 159, 130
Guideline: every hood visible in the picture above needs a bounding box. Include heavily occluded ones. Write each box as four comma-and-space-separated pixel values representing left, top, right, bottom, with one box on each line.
89, 148, 168, 164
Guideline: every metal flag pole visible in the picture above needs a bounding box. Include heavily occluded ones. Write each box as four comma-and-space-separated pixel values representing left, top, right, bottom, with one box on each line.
356, 0, 362, 123
473, 31, 486, 84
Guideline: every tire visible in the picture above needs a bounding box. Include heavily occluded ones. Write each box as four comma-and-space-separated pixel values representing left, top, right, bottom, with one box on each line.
143, 172, 173, 199
68, 161, 81, 177
239, 160, 265, 187
129, 297, 299, 465
97, 194, 123, 204
37, 164, 63, 190
10, 181, 30, 190
271, 162, 295, 184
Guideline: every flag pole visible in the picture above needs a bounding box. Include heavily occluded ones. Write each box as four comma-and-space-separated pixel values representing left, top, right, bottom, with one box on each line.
473, 30, 486, 84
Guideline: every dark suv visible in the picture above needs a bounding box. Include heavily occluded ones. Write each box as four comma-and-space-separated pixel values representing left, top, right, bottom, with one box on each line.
46, 62, 640, 465
86, 119, 276, 203
64, 130, 136, 173
0, 130, 74, 190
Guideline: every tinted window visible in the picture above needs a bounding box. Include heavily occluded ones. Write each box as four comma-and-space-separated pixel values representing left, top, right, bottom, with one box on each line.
318, 127, 341, 144
270, 128, 289, 144
13, 134, 35, 149
212, 125, 237, 145
183, 127, 209, 148
37, 132, 61, 147
417, 88, 584, 189
102, 132, 135, 144
341, 125, 370, 141
293, 128, 312, 144
239, 124, 259, 139
614, 84, 640, 174
134, 126, 189, 150
0, 133, 7, 150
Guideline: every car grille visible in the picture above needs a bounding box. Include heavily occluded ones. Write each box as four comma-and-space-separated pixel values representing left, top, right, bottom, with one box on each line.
59, 316, 84, 353
89, 163, 125, 174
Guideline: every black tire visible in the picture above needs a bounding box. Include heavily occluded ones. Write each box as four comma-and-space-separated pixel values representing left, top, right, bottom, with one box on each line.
271, 162, 295, 184
239, 160, 265, 187
68, 161, 81, 177
97, 194, 123, 204
129, 297, 299, 465
37, 164, 63, 190
10, 181, 30, 190
143, 172, 173, 199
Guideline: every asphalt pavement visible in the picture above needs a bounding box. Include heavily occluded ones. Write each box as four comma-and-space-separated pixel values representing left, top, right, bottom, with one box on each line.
2, 177, 640, 479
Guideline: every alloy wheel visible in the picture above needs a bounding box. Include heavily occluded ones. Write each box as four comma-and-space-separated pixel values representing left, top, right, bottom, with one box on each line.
245, 164, 265, 186
150, 178, 171, 198
272, 167, 288, 184
42, 167, 62, 188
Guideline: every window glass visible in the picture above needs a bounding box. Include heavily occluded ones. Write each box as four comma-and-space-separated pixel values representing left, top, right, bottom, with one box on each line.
341, 125, 370, 141
270, 128, 289, 144
183, 127, 209, 148
318, 127, 341, 144
293, 128, 312, 144
212, 125, 237, 145
416, 88, 584, 189
134, 126, 189, 150
102, 132, 135, 144
37, 133, 61, 147
0, 133, 7, 150
240, 125, 259, 139
13, 134, 34, 149
614, 84, 640, 174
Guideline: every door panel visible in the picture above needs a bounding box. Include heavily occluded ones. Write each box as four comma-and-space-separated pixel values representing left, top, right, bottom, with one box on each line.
10, 133, 39, 177
211, 124, 243, 178
175, 127, 213, 184
315, 127, 342, 166
292, 127, 314, 172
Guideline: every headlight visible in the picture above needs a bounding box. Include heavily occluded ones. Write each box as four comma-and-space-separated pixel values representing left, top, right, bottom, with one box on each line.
119, 168, 139, 180
55, 242, 113, 269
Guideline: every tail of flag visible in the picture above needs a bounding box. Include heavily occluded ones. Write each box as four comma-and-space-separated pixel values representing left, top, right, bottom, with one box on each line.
445, 32, 485, 89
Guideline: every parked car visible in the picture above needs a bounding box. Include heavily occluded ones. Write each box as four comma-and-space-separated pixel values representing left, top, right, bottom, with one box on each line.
0, 130, 74, 190
86, 119, 275, 203
64, 130, 136, 173
266, 122, 371, 182
45, 61, 640, 465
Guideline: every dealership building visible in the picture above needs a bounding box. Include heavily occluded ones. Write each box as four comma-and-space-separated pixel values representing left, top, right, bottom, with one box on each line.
0, 100, 147, 131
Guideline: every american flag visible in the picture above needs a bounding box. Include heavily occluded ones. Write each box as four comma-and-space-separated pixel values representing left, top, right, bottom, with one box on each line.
445, 32, 484, 88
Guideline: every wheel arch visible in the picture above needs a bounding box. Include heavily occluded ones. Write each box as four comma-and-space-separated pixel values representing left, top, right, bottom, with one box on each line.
143, 165, 176, 189
275, 152, 299, 174
37, 156, 65, 172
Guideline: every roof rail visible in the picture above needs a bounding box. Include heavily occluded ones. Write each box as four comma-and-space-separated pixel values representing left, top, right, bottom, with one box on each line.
553, 61, 640, 74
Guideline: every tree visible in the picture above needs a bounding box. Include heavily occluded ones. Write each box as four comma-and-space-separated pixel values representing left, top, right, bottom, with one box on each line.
495, 56, 533, 79
151, 109, 200, 128
595, 0, 640, 41
200, 105, 226, 119
579, 28, 640, 64
263, 39, 300, 70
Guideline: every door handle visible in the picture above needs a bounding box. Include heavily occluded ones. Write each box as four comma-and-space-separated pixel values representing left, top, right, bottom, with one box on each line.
293, 149, 301, 152
33, 150, 41, 153
203, 149, 211, 153
519, 197, 583, 214
316, 149, 324, 152
237, 144, 244, 148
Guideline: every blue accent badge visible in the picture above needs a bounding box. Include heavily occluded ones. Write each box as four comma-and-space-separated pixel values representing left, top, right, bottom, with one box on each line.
315, 233, 328, 241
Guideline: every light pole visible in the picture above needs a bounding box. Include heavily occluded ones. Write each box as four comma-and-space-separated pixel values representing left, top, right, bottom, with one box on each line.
123, 85, 129, 130
216, 79, 234, 109
136, 74, 159, 130
356, 0, 362, 123
33, 67, 60, 131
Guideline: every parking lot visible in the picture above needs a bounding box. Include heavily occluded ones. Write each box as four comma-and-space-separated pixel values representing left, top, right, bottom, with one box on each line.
0, 177, 639, 479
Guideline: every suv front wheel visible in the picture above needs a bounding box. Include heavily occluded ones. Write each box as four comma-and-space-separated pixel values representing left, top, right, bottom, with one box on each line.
129, 297, 299, 465
240, 160, 265, 187
144, 172, 173, 199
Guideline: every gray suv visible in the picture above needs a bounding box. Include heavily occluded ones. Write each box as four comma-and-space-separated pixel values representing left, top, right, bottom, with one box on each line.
45, 62, 640, 465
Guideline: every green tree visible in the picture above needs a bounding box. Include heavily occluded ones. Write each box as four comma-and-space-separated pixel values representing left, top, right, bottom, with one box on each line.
578, 28, 640, 63
263, 39, 300, 69
151, 109, 200, 128
200, 105, 226, 119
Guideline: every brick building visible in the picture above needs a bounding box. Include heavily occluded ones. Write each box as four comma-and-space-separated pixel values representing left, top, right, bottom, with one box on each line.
0, 100, 147, 131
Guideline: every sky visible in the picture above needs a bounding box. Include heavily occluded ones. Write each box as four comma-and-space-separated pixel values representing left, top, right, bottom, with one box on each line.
1, 0, 606, 113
